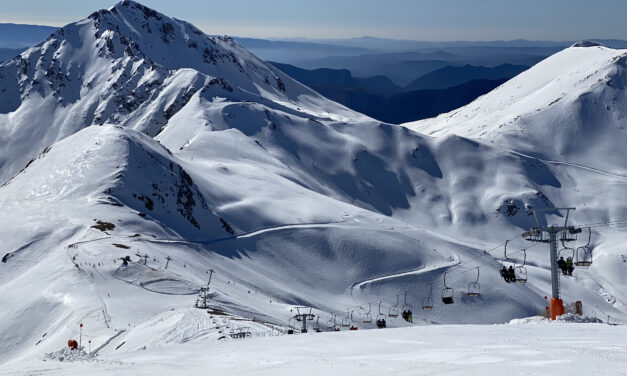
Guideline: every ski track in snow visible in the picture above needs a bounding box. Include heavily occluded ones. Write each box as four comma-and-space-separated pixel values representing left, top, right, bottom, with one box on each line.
352, 254, 461, 291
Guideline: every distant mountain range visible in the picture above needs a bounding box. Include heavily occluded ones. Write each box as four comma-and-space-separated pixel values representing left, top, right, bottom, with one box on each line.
404, 64, 528, 91
312, 78, 507, 124
270, 62, 523, 123
0, 23, 57, 48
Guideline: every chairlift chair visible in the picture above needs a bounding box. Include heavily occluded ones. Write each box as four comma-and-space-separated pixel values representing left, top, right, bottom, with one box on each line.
441, 272, 454, 304
333, 314, 341, 331
575, 228, 593, 267
402, 291, 413, 313
341, 309, 350, 327
388, 295, 399, 318
327, 315, 335, 330
558, 241, 576, 264
376, 302, 387, 328
514, 249, 528, 284
362, 303, 373, 323
467, 267, 481, 297
422, 284, 433, 310
313, 317, 321, 332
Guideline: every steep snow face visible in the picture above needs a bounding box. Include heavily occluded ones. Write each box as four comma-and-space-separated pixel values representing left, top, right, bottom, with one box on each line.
0, 0, 362, 185
405, 46, 627, 170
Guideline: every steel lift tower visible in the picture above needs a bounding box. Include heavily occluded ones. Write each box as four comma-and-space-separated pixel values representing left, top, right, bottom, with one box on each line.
522, 207, 581, 320
291, 307, 315, 333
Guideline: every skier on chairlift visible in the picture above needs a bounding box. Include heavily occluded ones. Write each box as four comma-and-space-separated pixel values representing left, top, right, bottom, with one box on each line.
557, 256, 567, 275
507, 266, 515, 282
566, 257, 574, 276
500, 266, 510, 283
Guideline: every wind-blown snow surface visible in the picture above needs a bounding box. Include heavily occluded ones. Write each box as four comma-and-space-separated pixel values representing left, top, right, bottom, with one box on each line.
1, 1, 627, 367
1, 323, 626, 375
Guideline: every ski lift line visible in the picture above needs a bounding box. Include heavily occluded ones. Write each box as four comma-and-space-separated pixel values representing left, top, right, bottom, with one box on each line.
443, 234, 524, 274
444, 242, 541, 279
447, 240, 535, 276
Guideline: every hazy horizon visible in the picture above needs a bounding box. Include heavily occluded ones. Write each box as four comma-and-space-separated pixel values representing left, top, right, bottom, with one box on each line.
1, 0, 626, 41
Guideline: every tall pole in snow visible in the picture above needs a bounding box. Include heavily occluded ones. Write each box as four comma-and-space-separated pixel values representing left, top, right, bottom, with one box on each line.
523, 207, 580, 320
207, 269, 214, 288
79, 323, 83, 350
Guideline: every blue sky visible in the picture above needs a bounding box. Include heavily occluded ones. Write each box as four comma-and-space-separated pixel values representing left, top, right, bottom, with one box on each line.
0, 0, 626, 40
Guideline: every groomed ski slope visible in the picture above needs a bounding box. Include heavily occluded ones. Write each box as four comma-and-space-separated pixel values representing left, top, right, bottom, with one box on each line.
1, 322, 625, 375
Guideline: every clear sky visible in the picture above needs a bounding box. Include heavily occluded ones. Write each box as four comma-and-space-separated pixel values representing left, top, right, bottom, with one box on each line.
1, 0, 626, 41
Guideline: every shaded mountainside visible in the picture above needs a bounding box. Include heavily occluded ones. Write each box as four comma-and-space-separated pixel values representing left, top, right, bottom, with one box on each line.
404, 63, 529, 91
270, 62, 402, 95
313, 78, 507, 124
268, 61, 508, 124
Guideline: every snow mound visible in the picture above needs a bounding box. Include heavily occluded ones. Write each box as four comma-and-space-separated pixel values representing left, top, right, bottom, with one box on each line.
555, 313, 604, 323
509, 316, 550, 324
43, 347, 96, 363
571, 40, 604, 48
510, 314, 604, 325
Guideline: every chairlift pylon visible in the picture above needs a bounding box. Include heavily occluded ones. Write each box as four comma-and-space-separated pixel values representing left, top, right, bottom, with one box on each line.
441, 272, 454, 304
575, 227, 593, 267
422, 284, 433, 310
466, 267, 481, 297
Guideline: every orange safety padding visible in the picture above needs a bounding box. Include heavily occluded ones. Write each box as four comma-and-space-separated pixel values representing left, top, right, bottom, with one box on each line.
550, 298, 564, 320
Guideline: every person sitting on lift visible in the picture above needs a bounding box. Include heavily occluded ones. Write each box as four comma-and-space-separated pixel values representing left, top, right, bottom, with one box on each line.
557, 256, 567, 275
507, 266, 516, 282
566, 257, 574, 276
500, 266, 510, 282
402, 310, 408, 321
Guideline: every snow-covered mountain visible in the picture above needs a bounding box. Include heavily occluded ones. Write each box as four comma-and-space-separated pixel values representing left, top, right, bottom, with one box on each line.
1, 1, 627, 365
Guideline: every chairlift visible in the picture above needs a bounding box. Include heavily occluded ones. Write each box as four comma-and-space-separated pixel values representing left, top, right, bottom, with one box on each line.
467, 267, 480, 297
326, 314, 335, 330
422, 284, 433, 310
313, 317, 321, 332
502, 241, 527, 284
558, 240, 576, 277
402, 291, 413, 313
388, 295, 399, 318
441, 272, 454, 304
341, 309, 350, 327
362, 303, 373, 323
349, 310, 359, 330
560, 226, 581, 242
575, 227, 593, 267
513, 249, 528, 283
377, 302, 386, 320
558, 241, 575, 261
376, 302, 387, 328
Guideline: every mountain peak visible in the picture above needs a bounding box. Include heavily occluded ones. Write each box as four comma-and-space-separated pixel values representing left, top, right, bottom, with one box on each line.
571, 40, 605, 48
